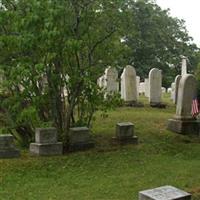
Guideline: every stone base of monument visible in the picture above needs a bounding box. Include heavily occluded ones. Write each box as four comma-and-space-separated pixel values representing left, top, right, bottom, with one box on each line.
124, 101, 144, 107
68, 127, 95, 152
139, 185, 191, 200
112, 122, 138, 145
150, 102, 166, 108
167, 118, 200, 135
112, 136, 138, 145
0, 135, 20, 158
30, 143, 63, 156
29, 128, 63, 156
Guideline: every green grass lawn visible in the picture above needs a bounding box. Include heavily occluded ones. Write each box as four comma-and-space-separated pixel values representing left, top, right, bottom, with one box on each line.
0, 95, 200, 200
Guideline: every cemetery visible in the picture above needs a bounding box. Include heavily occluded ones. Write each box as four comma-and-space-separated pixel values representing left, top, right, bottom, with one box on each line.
1, 1, 200, 200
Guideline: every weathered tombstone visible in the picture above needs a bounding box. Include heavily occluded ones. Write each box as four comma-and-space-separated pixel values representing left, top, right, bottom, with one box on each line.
104, 66, 119, 94
170, 82, 175, 101
181, 56, 187, 76
139, 82, 145, 95
69, 127, 94, 151
121, 65, 138, 105
144, 78, 149, 97
174, 75, 181, 104
0, 135, 20, 158
30, 128, 63, 156
149, 68, 164, 107
167, 88, 172, 93
167, 74, 200, 135
139, 185, 191, 200
97, 75, 106, 89
136, 76, 140, 98
112, 122, 138, 144
161, 87, 166, 94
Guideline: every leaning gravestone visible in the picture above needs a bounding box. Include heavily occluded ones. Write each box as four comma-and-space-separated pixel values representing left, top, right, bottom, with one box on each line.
121, 65, 138, 105
69, 127, 94, 151
112, 122, 138, 145
30, 128, 63, 156
174, 75, 181, 104
139, 185, 191, 200
149, 68, 165, 108
0, 135, 20, 158
167, 74, 200, 135
104, 66, 119, 94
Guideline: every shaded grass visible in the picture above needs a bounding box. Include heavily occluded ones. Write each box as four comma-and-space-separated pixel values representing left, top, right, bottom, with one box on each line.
0, 95, 200, 200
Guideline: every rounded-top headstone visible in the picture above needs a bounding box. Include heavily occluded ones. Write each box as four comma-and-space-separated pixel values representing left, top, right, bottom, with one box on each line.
174, 75, 181, 104
149, 68, 162, 104
175, 74, 197, 119
121, 65, 137, 102
104, 66, 119, 93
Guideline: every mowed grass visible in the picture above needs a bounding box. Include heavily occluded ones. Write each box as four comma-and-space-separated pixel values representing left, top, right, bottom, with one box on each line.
0, 95, 200, 200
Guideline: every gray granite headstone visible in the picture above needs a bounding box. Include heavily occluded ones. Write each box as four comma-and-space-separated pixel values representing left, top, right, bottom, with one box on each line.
30, 128, 63, 156
174, 75, 181, 104
69, 127, 94, 151
149, 68, 162, 105
0, 134, 20, 158
139, 185, 191, 200
167, 74, 200, 135
113, 122, 138, 144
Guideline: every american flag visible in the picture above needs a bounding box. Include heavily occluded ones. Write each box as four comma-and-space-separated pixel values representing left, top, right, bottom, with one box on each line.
191, 97, 199, 117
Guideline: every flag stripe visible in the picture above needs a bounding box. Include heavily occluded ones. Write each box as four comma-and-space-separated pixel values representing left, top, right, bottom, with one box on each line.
191, 98, 199, 117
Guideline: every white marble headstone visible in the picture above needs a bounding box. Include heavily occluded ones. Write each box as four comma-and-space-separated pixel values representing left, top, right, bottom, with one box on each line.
149, 68, 162, 104
121, 65, 137, 102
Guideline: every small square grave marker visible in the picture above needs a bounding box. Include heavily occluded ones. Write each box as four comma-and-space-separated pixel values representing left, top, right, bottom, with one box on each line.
139, 185, 191, 200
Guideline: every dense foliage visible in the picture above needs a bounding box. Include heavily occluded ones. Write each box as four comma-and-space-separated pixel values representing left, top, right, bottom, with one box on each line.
0, 0, 199, 147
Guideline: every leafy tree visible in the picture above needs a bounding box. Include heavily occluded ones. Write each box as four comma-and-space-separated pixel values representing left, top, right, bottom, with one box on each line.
119, 0, 200, 87
0, 0, 122, 146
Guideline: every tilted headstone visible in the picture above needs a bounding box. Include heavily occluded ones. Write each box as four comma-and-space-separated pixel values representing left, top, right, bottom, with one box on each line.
121, 65, 137, 104
0, 135, 20, 158
181, 56, 187, 76
30, 128, 63, 156
112, 122, 138, 144
139, 185, 191, 200
69, 127, 94, 151
104, 66, 119, 94
167, 74, 200, 135
174, 75, 181, 104
149, 68, 162, 105
144, 78, 149, 97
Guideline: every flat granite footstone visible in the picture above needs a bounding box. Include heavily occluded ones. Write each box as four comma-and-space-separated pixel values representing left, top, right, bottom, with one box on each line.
69, 127, 95, 151
30, 128, 63, 156
112, 122, 138, 145
139, 185, 191, 200
0, 135, 20, 158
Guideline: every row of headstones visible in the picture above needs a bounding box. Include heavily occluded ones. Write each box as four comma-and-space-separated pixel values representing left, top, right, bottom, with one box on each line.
98, 66, 164, 106
0, 122, 138, 158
